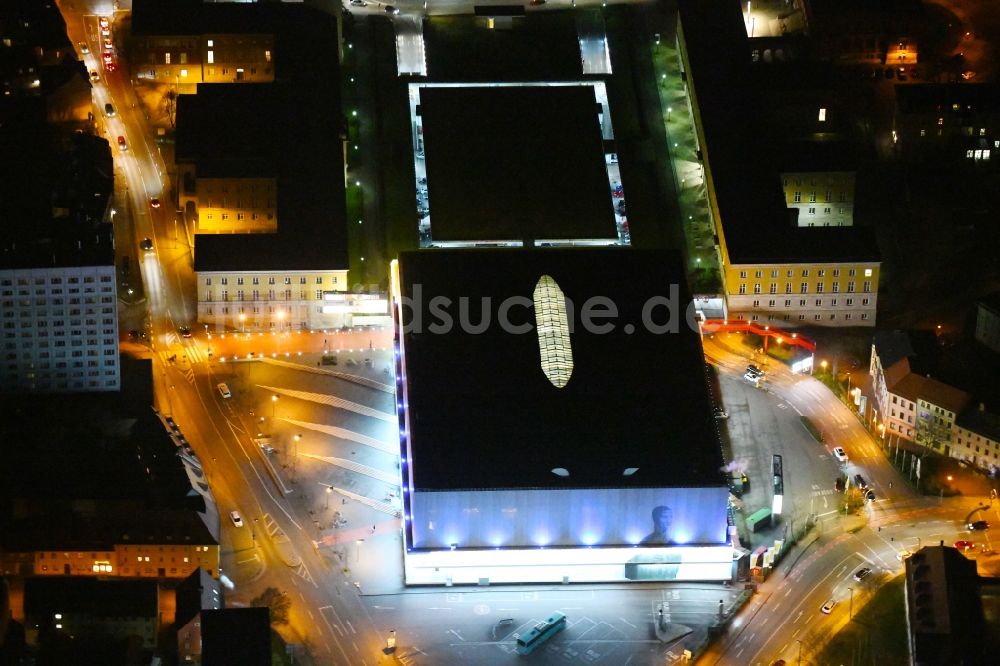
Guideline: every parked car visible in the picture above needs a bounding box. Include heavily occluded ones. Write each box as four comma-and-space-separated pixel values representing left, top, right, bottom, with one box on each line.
833, 447, 848, 463
853, 567, 873, 581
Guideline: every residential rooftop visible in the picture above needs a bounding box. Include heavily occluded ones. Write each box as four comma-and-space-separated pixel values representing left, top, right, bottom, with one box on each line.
0, 221, 114, 270
397, 248, 727, 491
0, 386, 217, 551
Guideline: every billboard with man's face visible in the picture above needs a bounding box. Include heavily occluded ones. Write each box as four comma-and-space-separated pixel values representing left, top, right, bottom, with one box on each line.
409, 486, 730, 550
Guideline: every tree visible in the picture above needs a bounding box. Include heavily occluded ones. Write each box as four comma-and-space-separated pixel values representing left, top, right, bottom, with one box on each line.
251, 587, 291, 625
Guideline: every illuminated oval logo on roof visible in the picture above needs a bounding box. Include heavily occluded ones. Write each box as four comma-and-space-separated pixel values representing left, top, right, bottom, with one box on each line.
533, 275, 574, 389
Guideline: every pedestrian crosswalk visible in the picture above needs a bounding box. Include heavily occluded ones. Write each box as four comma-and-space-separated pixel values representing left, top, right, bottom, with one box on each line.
158, 350, 197, 384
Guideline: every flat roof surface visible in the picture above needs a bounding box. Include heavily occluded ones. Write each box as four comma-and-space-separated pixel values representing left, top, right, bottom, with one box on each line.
398, 248, 727, 491
420, 85, 615, 242
182, 83, 348, 272
423, 13, 583, 81
201, 608, 271, 666
678, 0, 880, 264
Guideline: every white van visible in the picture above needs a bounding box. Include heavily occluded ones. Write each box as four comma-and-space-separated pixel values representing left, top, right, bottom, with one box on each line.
217, 382, 232, 399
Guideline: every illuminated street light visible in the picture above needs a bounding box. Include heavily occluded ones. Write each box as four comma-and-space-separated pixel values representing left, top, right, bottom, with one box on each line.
271, 394, 279, 419
325, 485, 332, 510
239, 312, 246, 334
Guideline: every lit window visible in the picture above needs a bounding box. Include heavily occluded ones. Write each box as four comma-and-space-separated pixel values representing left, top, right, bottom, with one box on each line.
207, 39, 214, 47
818, 108, 827, 122
864, 269, 872, 277
207, 50, 214, 64
265, 50, 272, 62
165, 53, 171, 65
533, 275, 573, 389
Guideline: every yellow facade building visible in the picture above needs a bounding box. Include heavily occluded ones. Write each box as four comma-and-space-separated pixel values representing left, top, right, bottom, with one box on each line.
678, 1, 881, 327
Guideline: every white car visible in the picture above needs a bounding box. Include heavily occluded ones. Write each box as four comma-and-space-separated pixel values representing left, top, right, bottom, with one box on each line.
896, 549, 912, 561
833, 447, 848, 463
230, 510, 243, 527
820, 599, 837, 614
744, 371, 760, 384
217, 382, 232, 399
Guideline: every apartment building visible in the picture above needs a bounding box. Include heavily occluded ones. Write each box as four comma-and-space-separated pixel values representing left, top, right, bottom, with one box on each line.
0, 395, 221, 581
778, 141, 857, 228
172, 6, 354, 332
974, 292, 1000, 353
175, 85, 281, 235
196, 267, 360, 331
805, 0, 923, 65
894, 84, 1000, 163
725, 260, 878, 325
0, 227, 119, 393
130, 0, 275, 89
677, 0, 880, 327
953, 405, 1000, 473
870, 330, 993, 458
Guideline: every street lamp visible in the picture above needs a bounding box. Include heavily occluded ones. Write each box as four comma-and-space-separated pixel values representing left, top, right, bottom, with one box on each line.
239, 312, 246, 334
848, 586, 854, 620
325, 485, 332, 510
797, 639, 803, 666
271, 394, 279, 419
